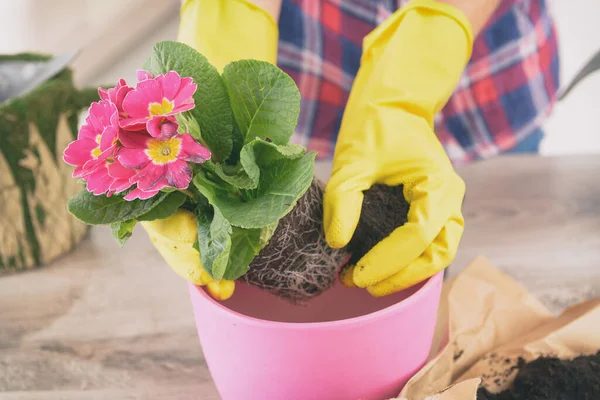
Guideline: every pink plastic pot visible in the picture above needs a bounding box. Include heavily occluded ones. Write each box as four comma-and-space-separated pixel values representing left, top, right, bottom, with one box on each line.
189, 272, 443, 400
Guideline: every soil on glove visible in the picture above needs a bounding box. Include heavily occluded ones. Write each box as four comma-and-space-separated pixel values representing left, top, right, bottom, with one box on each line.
347, 184, 409, 264
477, 352, 600, 400
243, 179, 349, 303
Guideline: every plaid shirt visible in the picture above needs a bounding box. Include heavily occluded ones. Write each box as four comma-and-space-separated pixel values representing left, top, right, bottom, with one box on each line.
277, 0, 560, 164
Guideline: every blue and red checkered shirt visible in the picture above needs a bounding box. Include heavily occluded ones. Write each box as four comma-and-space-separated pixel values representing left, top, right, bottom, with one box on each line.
277, 0, 560, 164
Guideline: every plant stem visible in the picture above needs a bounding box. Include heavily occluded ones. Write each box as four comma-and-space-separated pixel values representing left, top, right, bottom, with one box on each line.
181, 189, 195, 199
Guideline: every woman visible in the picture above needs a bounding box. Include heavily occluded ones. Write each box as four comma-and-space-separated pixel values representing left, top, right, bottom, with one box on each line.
166, 0, 559, 296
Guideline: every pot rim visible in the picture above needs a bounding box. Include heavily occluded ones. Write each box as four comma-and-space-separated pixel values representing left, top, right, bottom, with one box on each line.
189, 271, 443, 330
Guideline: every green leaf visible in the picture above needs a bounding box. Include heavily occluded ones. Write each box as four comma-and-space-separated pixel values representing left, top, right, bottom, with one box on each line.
195, 204, 276, 281
203, 160, 255, 190
206, 139, 306, 191
136, 191, 187, 221
195, 207, 232, 281
194, 152, 316, 228
67, 190, 170, 225
175, 112, 202, 141
222, 60, 300, 145
240, 139, 306, 187
145, 41, 233, 161
110, 220, 137, 246
228, 122, 244, 164
223, 224, 275, 280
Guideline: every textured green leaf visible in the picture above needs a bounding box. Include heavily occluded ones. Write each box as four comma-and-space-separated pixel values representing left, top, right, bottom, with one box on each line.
175, 112, 202, 142
222, 60, 300, 145
223, 224, 274, 280
240, 139, 306, 187
195, 205, 275, 281
193, 152, 316, 228
206, 161, 257, 190
136, 191, 187, 222
110, 220, 137, 246
206, 139, 305, 191
196, 207, 232, 281
67, 190, 170, 225
228, 122, 244, 164
145, 41, 233, 161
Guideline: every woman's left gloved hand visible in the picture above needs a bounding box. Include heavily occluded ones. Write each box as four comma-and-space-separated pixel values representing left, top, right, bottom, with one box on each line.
324, 0, 473, 296
142, 209, 235, 300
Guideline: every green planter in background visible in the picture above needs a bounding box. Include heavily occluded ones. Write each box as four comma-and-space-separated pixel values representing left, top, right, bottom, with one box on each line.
0, 53, 98, 273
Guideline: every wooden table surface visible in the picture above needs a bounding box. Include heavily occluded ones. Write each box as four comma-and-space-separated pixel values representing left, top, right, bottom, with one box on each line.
1, 155, 599, 399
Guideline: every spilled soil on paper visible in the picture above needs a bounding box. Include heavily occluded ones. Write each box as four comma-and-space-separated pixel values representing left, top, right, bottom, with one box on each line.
477, 352, 600, 400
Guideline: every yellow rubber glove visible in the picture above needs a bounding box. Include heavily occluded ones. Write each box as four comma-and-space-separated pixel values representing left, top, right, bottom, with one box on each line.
142, 210, 235, 300
178, 0, 278, 72
143, 0, 278, 299
324, 0, 473, 296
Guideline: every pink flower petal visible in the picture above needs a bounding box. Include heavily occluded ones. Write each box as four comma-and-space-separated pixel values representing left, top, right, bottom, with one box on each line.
131, 162, 168, 192
178, 133, 211, 163
79, 155, 107, 177
118, 148, 150, 169
109, 176, 135, 194
164, 160, 192, 189
89, 101, 117, 131
124, 187, 160, 201
122, 79, 163, 119
173, 77, 197, 106
100, 125, 119, 151
78, 101, 119, 146
157, 71, 182, 100
98, 87, 109, 102
172, 102, 195, 114
63, 138, 98, 167
114, 80, 133, 111
77, 122, 97, 140
85, 165, 114, 195
147, 116, 179, 139
107, 160, 136, 193
107, 161, 136, 180
119, 130, 150, 149
137, 70, 153, 82
119, 117, 148, 131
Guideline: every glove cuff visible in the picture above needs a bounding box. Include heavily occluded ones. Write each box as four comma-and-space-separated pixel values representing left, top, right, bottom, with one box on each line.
178, 0, 279, 72
361, 0, 474, 126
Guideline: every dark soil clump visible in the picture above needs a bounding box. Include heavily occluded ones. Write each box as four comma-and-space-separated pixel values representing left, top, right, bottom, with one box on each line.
477, 352, 600, 400
348, 184, 409, 264
243, 179, 348, 303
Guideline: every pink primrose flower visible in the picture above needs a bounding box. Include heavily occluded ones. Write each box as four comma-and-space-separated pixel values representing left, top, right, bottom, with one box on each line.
120, 70, 196, 137
63, 100, 119, 180
116, 122, 210, 197
98, 78, 133, 118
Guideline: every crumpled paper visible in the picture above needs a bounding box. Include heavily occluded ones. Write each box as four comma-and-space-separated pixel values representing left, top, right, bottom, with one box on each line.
394, 256, 600, 399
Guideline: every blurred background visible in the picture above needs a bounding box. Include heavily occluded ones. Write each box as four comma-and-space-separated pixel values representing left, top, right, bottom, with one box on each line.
0, 0, 598, 155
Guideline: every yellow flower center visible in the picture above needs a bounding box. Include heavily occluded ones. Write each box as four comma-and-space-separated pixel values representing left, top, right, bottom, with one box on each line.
145, 137, 181, 165
91, 147, 102, 158
148, 98, 175, 117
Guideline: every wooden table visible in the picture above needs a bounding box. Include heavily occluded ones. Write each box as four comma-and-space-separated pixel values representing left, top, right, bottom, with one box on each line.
1, 155, 599, 399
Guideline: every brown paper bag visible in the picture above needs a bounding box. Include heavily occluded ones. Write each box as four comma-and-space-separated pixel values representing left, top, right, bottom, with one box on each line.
395, 257, 599, 400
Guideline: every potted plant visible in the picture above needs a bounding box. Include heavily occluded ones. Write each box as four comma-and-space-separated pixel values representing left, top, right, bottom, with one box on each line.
64, 41, 443, 400
0, 53, 97, 273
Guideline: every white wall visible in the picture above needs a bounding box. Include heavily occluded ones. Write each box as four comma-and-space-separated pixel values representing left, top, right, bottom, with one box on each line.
541, 0, 600, 155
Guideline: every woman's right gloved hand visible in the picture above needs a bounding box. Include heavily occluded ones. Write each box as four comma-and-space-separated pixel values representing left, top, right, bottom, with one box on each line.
178, 0, 279, 72
142, 210, 235, 300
